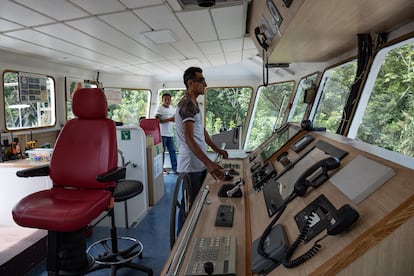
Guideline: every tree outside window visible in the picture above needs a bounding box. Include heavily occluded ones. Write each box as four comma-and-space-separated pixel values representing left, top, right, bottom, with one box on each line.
246, 82, 294, 150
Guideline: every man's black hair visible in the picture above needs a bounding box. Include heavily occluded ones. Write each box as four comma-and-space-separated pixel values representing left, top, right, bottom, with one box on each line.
183, 67, 202, 88
161, 92, 171, 98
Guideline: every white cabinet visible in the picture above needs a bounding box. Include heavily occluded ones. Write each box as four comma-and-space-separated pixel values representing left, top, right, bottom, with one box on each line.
0, 164, 52, 226
95, 126, 149, 228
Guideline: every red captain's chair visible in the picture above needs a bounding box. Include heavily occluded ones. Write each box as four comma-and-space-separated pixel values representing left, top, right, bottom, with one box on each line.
12, 88, 125, 275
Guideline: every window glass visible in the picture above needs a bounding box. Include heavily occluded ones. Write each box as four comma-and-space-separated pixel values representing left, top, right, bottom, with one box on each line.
105, 88, 151, 126
3, 71, 56, 130
352, 39, 414, 157
311, 60, 357, 132
288, 73, 319, 122
246, 81, 294, 150
205, 87, 252, 136
158, 89, 186, 108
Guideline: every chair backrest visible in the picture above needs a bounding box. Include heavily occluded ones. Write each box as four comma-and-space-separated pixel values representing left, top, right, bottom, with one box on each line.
140, 118, 161, 145
49, 88, 118, 189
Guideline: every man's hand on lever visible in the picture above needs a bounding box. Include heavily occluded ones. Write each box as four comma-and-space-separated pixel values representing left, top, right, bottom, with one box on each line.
217, 149, 228, 159
207, 161, 225, 180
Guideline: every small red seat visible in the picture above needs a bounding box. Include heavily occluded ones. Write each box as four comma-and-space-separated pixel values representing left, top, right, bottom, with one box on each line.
12, 88, 122, 274
140, 118, 161, 145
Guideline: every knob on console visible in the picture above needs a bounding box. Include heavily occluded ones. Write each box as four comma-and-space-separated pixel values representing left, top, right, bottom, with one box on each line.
204, 261, 214, 275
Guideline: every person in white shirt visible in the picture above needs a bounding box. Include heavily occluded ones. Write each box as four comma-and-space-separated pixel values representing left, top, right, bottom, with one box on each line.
155, 93, 178, 174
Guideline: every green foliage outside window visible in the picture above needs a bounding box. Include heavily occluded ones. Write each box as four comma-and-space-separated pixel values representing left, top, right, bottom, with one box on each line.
312, 61, 357, 132
246, 82, 295, 150
356, 42, 414, 157
205, 87, 252, 135
107, 88, 150, 126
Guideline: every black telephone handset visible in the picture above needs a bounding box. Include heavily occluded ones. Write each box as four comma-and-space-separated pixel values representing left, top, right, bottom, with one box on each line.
257, 157, 340, 261
282, 204, 359, 268
255, 26, 270, 51
293, 156, 340, 197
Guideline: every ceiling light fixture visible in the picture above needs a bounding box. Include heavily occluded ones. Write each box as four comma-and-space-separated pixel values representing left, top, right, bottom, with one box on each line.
198, 0, 215, 7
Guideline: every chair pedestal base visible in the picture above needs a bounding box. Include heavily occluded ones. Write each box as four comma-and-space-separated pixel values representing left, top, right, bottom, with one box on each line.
86, 236, 153, 275
46, 230, 95, 276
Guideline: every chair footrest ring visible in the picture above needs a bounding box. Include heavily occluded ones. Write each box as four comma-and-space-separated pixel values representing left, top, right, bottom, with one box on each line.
86, 236, 143, 265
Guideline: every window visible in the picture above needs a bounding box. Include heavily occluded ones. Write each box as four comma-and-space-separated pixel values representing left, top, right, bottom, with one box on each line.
310, 60, 357, 132
349, 38, 414, 157
105, 88, 151, 126
158, 89, 186, 108
3, 71, 56, 130
288, 73, 319, 122
204, 87, 252, 136
246, 81, 295, 150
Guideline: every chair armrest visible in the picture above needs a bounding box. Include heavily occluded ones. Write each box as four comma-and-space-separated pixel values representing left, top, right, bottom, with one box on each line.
16, 164, 50, 178
96, 166, 126, 182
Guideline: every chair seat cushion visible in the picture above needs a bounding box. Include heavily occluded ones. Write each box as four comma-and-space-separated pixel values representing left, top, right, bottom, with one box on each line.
12, 187, 112, 232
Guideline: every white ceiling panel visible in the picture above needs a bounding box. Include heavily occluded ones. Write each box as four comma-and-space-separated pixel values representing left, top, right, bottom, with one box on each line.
65, 17, 162, 62
98, 11, 183, 59
0, 34, 68, 59
176, 9, 217, 42
132, 5, 190, 41
198, 41, 222, 54
151, 60, 182, 73
99, 11, 151, 37
171, 40, 204, 59
137, 63, 169, 75
206, 53, 226, 66
0, 1, 54, 26
224, 51, 242, 64
69, 0, 127, 15
0, 0, 257, 77
6, 29, 129, 66
221, 38, 243, 52
0, 18, 23, 32
14, 0, 89, 21
243, 36, 257, 50
121, 0, 164, 9
35, 24, 146, 64
242, 48, 259, 60
211, 5, 245, 39
51, 55, 113, 71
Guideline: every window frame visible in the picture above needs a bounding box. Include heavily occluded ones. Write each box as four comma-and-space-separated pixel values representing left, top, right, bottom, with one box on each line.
309, 59, 357, 132
2, 70, 57, 131
245, 80, 295, 150
287, 72, 320, 123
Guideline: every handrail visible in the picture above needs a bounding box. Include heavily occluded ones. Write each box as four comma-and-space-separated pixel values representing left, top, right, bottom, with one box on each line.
165, 185, 210, 275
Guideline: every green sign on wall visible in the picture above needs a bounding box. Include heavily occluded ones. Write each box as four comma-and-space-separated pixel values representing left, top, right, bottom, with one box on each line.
121, 130, 131, 140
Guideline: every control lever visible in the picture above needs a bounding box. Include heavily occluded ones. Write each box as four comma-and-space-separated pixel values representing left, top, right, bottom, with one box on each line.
227, 178, 244, 197
218, 178, 243, 198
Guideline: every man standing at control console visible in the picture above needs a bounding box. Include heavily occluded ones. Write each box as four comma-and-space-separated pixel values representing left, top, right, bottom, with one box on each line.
175, 67, 228, 230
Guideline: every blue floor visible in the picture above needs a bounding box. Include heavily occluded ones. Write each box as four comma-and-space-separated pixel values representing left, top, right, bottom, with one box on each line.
27, 172, 178, 276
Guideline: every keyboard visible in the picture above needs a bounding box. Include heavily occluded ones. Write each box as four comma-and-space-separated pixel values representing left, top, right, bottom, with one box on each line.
185, 236, 237, 276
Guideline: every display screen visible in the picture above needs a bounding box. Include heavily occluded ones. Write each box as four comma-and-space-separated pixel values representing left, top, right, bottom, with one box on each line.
260, 127, 290, 162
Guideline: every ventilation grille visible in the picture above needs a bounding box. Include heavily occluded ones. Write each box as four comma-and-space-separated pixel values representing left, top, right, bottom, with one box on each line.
178, 0, 244, 10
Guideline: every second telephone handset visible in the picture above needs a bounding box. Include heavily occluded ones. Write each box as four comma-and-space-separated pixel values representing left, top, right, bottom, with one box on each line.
282, 156, 360, 268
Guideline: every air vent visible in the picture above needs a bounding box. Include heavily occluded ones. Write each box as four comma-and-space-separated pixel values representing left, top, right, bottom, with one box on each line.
198, 0, 215, 7
178, 0, 244, 10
